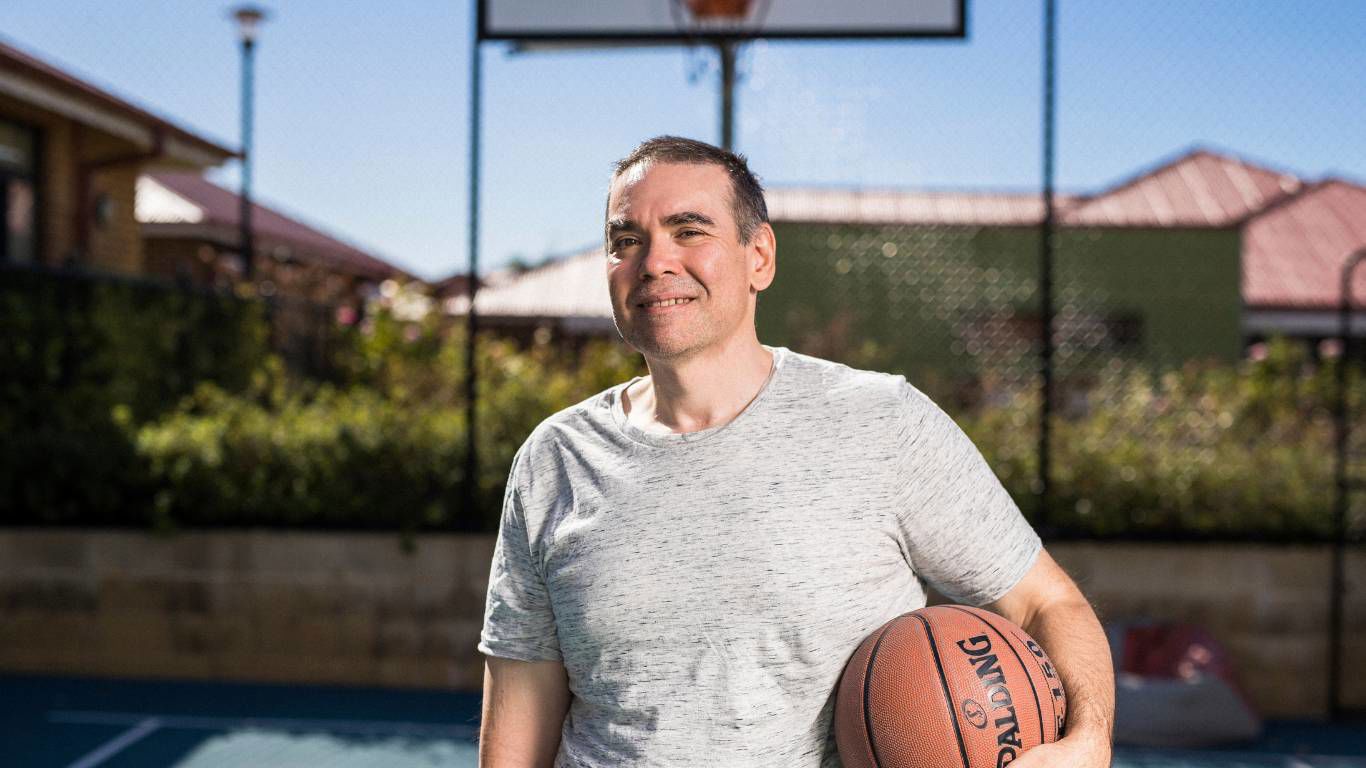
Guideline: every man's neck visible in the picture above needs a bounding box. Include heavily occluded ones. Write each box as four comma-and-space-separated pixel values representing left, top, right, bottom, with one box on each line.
625, 338, 774, 436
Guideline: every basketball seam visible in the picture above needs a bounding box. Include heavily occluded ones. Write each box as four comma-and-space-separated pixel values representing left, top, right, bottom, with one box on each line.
946, 605, 1047, 746
911, 612, 971, 768
862, 622, 894, 768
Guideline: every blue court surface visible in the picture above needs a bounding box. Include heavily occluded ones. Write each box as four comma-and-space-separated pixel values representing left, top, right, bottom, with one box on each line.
2, 673, 1363, 767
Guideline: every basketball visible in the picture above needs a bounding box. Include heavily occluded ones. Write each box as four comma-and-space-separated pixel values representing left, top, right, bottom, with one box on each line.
834, 605, 1067, 768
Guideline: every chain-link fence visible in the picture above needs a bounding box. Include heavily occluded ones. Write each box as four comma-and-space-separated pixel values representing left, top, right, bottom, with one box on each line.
3, 0, 1365, 715
724, 2, 1366, 548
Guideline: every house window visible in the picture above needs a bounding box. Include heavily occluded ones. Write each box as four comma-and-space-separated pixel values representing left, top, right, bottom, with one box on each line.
0, 118, 38, 265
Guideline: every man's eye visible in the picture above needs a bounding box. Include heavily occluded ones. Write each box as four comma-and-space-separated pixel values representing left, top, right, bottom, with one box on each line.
614, 237, 640, 249
678, 229, 703, 238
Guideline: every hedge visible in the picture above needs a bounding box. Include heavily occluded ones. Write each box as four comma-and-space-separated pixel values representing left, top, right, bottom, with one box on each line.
135, 323, 644, 533
961, 338, 1364, 540
4, 264, 1362, 539
1, 265, 268, 524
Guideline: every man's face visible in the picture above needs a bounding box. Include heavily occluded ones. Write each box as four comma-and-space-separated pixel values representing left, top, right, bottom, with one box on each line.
605, 161, 772, 362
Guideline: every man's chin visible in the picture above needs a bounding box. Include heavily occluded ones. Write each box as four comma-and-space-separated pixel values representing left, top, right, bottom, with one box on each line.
625, 333, 700, 362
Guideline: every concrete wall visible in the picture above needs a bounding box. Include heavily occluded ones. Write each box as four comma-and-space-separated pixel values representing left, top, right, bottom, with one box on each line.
1, 530, 1361, 718
1051, 542, 1366, 719
0, 530, 495, 690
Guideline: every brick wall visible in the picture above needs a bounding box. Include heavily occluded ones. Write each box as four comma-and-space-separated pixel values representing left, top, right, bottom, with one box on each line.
86, 162, 142, 273
0, 530, 1360, 718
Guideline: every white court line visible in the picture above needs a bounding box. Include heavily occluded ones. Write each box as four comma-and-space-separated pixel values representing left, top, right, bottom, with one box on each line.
48, 710, 479, 739
63, 717, 162, 768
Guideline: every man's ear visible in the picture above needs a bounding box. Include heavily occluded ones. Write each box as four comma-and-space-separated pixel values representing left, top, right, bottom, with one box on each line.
748, 222, 777, 293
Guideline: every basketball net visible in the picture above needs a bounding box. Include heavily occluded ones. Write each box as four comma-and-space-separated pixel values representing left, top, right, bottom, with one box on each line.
671, 0, 768, 88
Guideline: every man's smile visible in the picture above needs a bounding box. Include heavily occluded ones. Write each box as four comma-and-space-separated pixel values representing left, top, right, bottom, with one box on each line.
637, 297, 697, 312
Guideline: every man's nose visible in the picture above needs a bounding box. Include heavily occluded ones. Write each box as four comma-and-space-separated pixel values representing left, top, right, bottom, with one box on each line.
637, 235, 683, 281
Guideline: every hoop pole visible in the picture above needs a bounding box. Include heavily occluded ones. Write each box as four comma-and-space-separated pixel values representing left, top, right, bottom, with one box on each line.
1037, 0, 1058, 531
1330, 247, 1366, 719
718, 39, 737, 150
465, 0, 483, 529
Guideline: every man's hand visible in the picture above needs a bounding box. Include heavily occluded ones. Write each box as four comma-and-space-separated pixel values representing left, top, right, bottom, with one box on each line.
983, 547, 1115, 768
1009, 724, 1113, 768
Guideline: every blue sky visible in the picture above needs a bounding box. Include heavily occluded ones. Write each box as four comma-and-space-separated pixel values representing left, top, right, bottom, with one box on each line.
1, 1, 1362, 281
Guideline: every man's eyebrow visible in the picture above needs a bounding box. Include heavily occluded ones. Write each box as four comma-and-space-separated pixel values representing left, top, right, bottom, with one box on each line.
662, 211, 716, 228
606, 217, 639, 237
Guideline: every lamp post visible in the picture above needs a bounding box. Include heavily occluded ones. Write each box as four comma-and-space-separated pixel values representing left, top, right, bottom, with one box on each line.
231, 5, 267, 285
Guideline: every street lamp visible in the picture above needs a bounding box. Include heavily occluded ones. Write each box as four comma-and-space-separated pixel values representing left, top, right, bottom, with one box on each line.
230, 4, 268, 285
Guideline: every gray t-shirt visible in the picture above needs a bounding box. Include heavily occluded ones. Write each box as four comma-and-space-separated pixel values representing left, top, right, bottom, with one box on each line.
478, 345, 1042, 767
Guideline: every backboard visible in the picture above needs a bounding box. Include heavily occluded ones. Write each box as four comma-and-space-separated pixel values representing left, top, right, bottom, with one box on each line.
478, 0, 965, 43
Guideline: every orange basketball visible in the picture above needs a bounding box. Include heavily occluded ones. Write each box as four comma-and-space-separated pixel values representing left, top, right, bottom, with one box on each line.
834, 605, 1067, 768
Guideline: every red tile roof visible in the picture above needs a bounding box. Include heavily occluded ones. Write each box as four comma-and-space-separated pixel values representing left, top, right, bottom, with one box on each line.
142, 172, 408, 281
0, 38, 235, 162
1243, 180, 1366, 310
1060, 148, 1303, 228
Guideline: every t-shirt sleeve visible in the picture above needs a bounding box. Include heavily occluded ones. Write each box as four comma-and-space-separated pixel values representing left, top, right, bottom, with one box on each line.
477, 452, 563, 662
892, 379, 1042, 607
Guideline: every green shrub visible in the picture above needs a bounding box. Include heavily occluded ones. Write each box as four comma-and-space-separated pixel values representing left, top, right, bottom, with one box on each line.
136, 323, 645, 532
0, 267, 268, 524
7, 265, 1361, 541
960, 337, 1366, 540
137, 365, 466, 532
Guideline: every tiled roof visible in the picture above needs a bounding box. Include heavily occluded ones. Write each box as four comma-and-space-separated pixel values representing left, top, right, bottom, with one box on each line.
1060, 148, 1303, 228
138, 172, 408, 282
0, 38, 235, 163
1243, 180, 1366, 310
766, 187, 1081, 226
445, 247, 611, 320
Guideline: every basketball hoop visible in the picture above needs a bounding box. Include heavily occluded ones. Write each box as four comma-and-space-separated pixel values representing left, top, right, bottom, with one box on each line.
686, 0, 753, 20
670, 0, 766, 37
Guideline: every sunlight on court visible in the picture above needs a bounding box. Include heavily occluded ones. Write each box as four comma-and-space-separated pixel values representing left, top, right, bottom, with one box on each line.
47, 709, 479, 768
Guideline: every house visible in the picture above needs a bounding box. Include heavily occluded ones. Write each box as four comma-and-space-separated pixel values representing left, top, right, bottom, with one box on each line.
137, 171, 412, 308
441, 247, 617, 347
443, 147, 1366, 386
0, 38, 412, 312
0, 38, 235, 271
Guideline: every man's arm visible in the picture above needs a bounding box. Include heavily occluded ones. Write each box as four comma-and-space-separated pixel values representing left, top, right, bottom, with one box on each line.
983, 547, 1115, 768
479, 656, 571, 768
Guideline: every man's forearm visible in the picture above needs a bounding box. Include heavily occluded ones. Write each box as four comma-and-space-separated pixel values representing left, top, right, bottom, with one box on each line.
1022, 596, 1115, 746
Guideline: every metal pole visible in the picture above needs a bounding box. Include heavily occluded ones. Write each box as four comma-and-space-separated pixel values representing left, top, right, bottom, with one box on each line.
718, 40, 737, 151
1330, 247, 1365, 720
464, 4, 483, 529
240, 37, 256, 282
1037, 0, 1057, 529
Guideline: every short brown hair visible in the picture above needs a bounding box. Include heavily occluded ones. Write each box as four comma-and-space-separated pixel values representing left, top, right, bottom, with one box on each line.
607, 135, 769, 246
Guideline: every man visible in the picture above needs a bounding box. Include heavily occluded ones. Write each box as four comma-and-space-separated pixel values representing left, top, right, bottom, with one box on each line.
478, 136, 1114, 767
